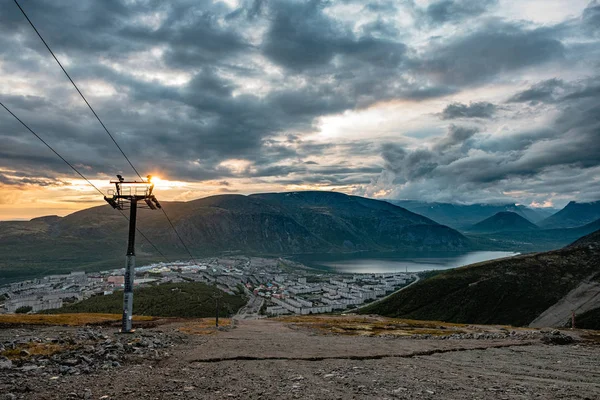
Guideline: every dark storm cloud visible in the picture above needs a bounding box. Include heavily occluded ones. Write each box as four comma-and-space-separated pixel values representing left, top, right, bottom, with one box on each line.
0, 173, 64, 187
440, 102, 496, 119
583, 1, 600, 37
423, 22, 565, 85
424, 0, 498, 24
0, 0, 153, 56
507, 79, 565, 104
434, 125, 479, 150
0, 0, 598, 207
156, 2, 251, 67
262, 0, 407, 71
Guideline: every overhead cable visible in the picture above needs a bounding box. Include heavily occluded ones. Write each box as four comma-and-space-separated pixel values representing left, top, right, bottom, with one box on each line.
0, 100, 170, 263
13, 0, 198, 264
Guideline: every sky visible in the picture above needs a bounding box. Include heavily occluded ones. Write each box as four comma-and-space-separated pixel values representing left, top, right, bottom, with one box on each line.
1, 0, 599, 220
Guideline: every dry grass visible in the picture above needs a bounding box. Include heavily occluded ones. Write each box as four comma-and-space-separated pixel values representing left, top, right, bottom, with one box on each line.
0, 313, 154, 326
178, 318, 233, 335
1, 342, 69, 360
276, 315, 473, 337
580, 330, 600, 343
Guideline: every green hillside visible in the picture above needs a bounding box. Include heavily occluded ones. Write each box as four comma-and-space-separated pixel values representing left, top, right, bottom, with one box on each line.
42, 282, 246, 318
360, 230, 600, 326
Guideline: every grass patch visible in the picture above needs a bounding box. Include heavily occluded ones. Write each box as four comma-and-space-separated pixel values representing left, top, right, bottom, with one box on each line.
0, 313, 154, 326
1, 342, 67, 360
178, 318, 233, 335
276, 315, 469, 337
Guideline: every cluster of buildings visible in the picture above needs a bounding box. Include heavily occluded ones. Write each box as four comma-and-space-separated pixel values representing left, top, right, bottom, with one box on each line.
258, 274, 409, 316
1, 256, 413, 316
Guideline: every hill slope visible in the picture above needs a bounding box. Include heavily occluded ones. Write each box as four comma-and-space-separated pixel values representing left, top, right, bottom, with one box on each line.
360, 229, 600, 327
540, 200, 600, 229
0, 191, 469, 282
468, 211, 539, 233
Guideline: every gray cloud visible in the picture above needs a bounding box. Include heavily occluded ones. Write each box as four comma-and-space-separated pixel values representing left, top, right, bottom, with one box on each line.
583, 1, 600, 37
262, 0, 407, 71
434, 125, 479, 150
0, 0, 598, 209
363, 73, 600, 204
507, 78, 565, 104
424, 0, 498, 24
440, 102, 496, 119
423, 22, 565, 85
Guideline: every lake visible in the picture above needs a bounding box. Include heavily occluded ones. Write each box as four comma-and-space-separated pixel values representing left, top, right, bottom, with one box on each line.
295, 251, 519, 274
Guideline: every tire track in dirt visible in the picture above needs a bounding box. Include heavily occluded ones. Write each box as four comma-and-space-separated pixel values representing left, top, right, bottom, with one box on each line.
189, 341, 535, 363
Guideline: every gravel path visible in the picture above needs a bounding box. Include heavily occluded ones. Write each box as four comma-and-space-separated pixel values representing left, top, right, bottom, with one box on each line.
1, 318, 598, 399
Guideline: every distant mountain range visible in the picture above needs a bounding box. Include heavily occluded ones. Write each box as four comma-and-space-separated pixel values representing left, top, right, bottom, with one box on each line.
387, 200, 555, 230
360, 228, 600, 329
469, 218, 600, 252
467, 211, 539, 233
538, 200, 600, 229
0, 192, 470, 282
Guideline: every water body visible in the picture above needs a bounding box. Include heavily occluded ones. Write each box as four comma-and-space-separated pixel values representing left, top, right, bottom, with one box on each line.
296, 251, 519, 274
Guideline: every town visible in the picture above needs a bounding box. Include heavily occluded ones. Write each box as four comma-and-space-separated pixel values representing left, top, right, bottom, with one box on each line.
0, 257, 414, 317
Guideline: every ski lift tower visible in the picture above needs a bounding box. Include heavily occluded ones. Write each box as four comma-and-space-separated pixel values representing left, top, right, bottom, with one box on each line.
104, 174, 162, 333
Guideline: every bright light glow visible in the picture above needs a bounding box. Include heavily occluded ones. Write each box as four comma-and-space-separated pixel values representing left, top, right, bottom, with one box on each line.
149, 177, 187, 190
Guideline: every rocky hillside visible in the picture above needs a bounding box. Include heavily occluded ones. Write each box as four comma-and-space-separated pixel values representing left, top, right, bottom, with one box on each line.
468, 211, 539, 233
360, 229, 600, 327
0, 191, 469, 282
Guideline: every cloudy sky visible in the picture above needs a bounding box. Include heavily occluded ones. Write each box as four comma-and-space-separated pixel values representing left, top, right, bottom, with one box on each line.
1, 0, 599, 220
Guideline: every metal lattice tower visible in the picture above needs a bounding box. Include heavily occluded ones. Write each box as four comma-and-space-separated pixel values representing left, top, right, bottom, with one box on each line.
104, 175, 162, 333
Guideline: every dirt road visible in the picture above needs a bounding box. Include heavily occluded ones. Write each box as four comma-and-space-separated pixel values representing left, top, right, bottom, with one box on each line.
1, 317, 599, 399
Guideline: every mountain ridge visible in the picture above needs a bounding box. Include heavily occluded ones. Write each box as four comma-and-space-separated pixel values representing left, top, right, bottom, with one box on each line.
0, 191, 470, 282
467, 211, 539, 233
387, 200, 554, 229
540, 200, 600, 229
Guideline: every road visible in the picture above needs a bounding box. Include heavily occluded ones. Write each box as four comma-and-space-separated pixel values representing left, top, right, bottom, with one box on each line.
233, 291, 264, 320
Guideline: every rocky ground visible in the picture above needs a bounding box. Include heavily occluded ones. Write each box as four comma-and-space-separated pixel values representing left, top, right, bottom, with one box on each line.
0, 316, 599, 399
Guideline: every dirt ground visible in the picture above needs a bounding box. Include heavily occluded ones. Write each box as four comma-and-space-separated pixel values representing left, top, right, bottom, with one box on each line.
1, 316, 599, 399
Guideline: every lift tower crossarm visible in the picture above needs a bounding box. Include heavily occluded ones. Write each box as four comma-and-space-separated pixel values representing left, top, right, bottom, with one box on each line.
103, 175, 161, 333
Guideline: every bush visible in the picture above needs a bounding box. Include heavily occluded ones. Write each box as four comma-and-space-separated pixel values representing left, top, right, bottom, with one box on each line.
15, 306, 33, 314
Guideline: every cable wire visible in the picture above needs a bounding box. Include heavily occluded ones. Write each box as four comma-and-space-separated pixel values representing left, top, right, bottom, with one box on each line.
13, 0, 198, 264
13, 0, 143, 181
160, 207, 197, 264
0, 100, 170, 263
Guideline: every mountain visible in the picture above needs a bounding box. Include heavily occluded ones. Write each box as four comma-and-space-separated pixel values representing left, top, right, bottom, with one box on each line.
360, 229, 600, 327
469, 218, 600, 252
387, 200, 553, 230
0, 191, 470, 282
539, 200, 600, 229
467, 211, 539, 233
